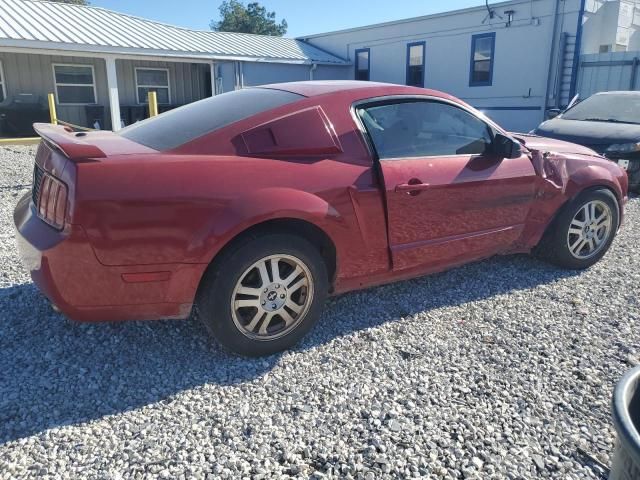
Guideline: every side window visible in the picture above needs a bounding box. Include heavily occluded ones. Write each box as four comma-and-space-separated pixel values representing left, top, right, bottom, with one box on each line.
358, 101, 493, 160
355, 48, 370, 81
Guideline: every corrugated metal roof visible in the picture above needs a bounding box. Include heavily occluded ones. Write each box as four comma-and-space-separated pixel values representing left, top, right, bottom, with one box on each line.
0, 0, 348, 64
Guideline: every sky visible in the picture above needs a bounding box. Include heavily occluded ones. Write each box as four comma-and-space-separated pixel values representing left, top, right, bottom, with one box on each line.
89, 0, 487, 38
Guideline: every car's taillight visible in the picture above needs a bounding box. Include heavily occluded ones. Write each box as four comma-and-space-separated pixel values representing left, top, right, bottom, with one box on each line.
36, 173, 67, 230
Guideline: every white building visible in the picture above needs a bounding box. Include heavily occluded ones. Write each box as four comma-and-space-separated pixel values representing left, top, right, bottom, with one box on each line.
1, 0, 638, 136
583, 0, 640, 52
303, 0, 640, 132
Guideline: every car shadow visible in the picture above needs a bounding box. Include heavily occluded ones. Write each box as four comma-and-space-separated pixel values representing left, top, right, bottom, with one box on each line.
0, 253, 579, 443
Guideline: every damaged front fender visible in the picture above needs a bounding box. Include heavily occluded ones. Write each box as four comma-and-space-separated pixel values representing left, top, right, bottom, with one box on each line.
519, 147, 628, 251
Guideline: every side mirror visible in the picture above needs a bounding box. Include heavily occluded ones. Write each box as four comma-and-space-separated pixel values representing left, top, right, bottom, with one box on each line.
491, 133, 522, 159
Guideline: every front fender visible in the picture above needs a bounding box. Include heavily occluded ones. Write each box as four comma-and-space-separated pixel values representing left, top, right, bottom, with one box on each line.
564, 163, 626, 206
520, 155, 627, 250
198, 187, 344, 263
533, 151, 625, 199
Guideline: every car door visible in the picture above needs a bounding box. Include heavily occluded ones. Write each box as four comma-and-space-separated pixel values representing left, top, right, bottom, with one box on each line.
357, 98, 537, 271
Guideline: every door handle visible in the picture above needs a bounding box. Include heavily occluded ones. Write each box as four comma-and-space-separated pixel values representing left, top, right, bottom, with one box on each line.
395, 181, 430, 194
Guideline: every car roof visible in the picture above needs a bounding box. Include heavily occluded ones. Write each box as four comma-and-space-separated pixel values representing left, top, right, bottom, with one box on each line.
256, 80, 452, 101
594, 90, 640, 96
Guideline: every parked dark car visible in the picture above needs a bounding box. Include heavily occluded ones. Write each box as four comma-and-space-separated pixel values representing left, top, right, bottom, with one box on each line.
534, 91, 640, 192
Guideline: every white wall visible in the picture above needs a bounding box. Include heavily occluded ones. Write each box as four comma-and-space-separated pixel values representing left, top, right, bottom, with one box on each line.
313, 64, 351, 80
633, 2, 640, 49
242, 63, 311, 86
582, 1, 609, 54
582, 1, 640, 53
215, 61, 236, 94
213, 61, 350, 94
632, 25, 640, 50
302, 0, 584, 132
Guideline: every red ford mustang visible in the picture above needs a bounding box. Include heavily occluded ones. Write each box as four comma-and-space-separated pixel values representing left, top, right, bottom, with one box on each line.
14, 81, 628, 356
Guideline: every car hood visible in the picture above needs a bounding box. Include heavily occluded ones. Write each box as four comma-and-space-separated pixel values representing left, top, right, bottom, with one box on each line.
534, 118, 640, 150
511, 133, 601, 157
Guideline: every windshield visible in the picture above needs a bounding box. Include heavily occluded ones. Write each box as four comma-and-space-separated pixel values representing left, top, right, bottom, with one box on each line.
119, 88, 304, 151
561, 93, 640, 124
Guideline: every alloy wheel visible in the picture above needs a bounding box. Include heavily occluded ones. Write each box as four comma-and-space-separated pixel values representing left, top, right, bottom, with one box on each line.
566, 200, 613, 260
230, 254, 314, 341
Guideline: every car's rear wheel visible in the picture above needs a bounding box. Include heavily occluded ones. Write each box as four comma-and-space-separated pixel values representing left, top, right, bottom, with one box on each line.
540, 188, 619, 269
196, 233, 328, 356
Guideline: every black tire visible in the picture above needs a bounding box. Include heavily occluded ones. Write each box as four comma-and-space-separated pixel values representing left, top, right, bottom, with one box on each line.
195, 233, 328, 357
538, 188, 619, 269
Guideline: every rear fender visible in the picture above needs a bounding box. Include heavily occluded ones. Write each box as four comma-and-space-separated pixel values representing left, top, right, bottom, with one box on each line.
201, 187, 343, 263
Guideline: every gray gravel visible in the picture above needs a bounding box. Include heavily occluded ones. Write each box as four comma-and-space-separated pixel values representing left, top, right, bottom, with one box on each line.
1, 145, 639, 479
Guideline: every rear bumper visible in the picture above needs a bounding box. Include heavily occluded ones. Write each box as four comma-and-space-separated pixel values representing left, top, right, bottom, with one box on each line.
13, 193, 205, 322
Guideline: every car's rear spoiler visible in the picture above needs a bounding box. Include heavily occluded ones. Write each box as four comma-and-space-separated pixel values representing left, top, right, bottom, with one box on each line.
33, 123, 106, 161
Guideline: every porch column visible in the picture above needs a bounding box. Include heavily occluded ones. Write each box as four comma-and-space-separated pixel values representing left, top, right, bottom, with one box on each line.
105, 56, 122, 131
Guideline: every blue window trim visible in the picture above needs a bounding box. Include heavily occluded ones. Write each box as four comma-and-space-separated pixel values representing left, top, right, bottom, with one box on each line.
355, 48, 371, 81
405, 41, 426, 87
469, 32, 496, 87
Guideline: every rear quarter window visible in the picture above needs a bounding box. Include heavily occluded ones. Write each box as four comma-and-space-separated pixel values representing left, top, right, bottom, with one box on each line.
118, 88, 304, 151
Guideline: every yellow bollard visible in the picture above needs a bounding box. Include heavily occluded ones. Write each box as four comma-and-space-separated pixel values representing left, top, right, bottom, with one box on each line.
0, 137, 40, 146
47, 93, 58, 125
148, 91, 158, 117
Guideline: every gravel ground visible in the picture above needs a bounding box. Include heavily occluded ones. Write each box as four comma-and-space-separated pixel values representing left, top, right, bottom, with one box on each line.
1, 145, 639, 479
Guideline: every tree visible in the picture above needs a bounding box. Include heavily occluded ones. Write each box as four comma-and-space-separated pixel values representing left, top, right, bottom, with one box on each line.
210, 1, 287, 36
48, 0, 90, 4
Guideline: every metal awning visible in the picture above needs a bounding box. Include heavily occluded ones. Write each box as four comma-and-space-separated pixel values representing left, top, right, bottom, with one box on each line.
0, 0, 349, 65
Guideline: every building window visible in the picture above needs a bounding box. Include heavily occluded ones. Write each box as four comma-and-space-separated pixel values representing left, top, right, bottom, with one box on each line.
355, 48, 370, 81
136, 68, 171, 104
0, 61, 5, 103
469, 33, 496, 87
53, 64, 96, 105
406, 41, 426, 87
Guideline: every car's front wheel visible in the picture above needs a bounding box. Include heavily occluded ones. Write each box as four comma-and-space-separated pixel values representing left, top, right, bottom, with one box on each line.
196, 233, 328, 356
541, 188, 619, 269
